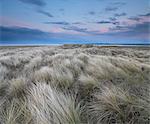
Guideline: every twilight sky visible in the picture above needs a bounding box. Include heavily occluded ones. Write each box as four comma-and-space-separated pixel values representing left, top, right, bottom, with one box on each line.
0, 0, 150, 44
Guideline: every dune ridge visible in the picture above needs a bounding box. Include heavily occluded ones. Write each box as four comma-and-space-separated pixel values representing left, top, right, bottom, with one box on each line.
0, 45, 150, 124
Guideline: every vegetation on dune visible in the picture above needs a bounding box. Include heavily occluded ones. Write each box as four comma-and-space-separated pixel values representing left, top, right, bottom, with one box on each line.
87, 84, 150, 124
0, 45, 150, 124
27, 83, 81, 124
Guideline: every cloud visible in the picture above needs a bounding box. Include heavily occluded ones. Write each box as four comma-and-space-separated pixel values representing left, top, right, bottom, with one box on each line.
96, 21, 119, 25
18, 0, 53, 19
1, 22, 149, 43
62, 26, 104, 35
63, 26, 88, 33
105, 2, 126, 12
105, 7, 118, 12
109, 17, 117, 21
128, 17, 141, 21
0, 26, 51, 41
72, 22, 85, 25
61, 22, 150, 39
0, 26, 93, 42
37, 10, 53, 18
111, 2, 126, 6
88, 11, 96, 15
128, 12, 150, 22
109, 22, 150, 38
96, 21, 112, 24
44, 21, 69, 25
124, 22, 150, 36
114, 13, 127, 17
18, 0, 46, 7
139, 13, 150, 17
112, 22, 120, 25
109, 25, 128, 31
63, 26, 100, 35
45, 22, 85, 26
0, 26, 92, 43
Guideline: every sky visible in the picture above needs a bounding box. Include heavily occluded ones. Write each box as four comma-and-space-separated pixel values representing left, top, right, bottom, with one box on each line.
0, 0, 150, 44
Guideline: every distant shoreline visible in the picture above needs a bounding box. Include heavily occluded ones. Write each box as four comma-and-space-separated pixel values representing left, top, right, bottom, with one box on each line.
0, 43, 150, 47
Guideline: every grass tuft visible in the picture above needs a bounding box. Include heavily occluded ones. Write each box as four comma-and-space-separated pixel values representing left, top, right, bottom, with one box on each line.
27, 83, 82, 124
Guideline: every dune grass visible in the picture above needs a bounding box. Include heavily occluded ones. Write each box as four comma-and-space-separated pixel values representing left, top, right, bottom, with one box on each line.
87, 84, 150, 124
0, 45, 150, 124
27, 83, 81, 124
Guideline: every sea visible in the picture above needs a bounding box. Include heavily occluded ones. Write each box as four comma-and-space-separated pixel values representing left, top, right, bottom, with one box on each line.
0, 40, 150, 46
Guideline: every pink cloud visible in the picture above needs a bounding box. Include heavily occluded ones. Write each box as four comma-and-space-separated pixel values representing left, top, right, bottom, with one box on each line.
49, 26, 88, 35
0, 16, 32, 27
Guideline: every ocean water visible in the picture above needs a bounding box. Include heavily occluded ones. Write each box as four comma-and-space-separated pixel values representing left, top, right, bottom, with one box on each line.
0, 40, 150, 46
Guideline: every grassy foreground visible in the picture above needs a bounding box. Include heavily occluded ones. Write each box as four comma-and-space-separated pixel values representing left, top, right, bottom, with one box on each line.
0, 45, 150, 124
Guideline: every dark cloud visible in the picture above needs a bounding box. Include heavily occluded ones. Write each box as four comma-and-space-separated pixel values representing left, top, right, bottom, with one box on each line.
114, 13, 127, 17
96, 21, 119, 25
63, 26, 101, 35
0, 26, 91, 43
44, 21, 69, 25
128, 12, 150, 21
72, 22, 85, 25
109, 25, 128, 31
128, 17, 141, 21
18, 0, 46, 7
111, 2, 126, 6
88, 11, 96, 15
18, 0, 53, 18
105, 7, 118, 12
0, 26, 51, 41
96, 21, 112, 24
37, 10, 53, 18
105, 2, 126, 12
63, 26, 88, 33
109, 22, 150, 37
112, 22, 120, 25
109, 17, 117, 21
124, 22, 150, 36
62, 22, 150, 38
139, 13, 150, 17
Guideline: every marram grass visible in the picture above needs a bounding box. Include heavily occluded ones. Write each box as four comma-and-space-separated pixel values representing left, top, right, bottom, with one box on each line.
0, 45, 150, 124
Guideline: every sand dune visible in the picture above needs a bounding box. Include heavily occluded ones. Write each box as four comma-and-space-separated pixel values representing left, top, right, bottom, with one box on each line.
0, 45, 150, 124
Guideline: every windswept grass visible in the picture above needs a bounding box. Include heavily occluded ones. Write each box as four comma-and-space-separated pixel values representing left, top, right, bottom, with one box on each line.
27, 83, 81, 124
87, 84, 150, 124
0, 45, 150, 124
0, 98, 31, 124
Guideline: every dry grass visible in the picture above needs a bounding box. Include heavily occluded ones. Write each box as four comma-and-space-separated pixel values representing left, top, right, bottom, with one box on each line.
27, 83, 81, 124
87, 84, 150, 124
0, 45, 150, 124
0, 98, 31, 124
